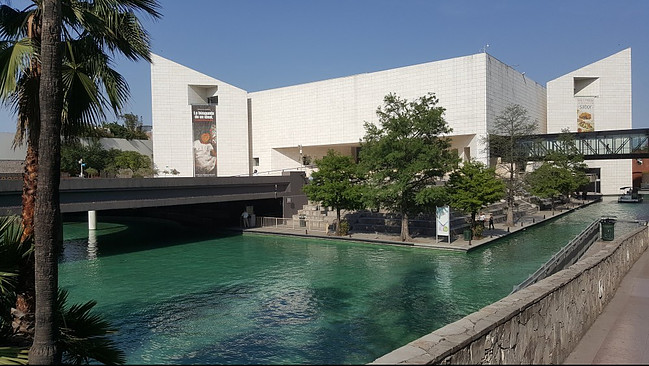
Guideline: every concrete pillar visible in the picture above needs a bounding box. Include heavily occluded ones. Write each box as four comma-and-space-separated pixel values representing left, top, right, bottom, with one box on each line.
88, 210, 97, 230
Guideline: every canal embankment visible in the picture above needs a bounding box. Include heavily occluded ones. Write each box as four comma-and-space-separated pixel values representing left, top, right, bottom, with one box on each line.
241, 197, 602, 252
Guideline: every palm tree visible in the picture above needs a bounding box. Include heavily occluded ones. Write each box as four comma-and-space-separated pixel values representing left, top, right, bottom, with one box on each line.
2, 215, 125, 365
30, 0, 64, 362
0, 0, 161, 240
0, 0, 160, 362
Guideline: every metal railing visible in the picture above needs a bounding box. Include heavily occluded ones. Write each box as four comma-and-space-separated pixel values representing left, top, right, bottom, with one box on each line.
257, 216, 329, 233
510, 218, 601, 294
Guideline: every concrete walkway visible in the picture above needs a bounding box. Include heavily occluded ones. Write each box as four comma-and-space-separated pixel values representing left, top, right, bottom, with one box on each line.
563, 243, 649, 364
242, 199, 599, 252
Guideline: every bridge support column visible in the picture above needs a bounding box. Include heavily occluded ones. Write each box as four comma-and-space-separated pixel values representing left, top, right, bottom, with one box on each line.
88, 210, 97, 230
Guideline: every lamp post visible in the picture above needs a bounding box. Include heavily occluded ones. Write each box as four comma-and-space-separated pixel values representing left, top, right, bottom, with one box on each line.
78, 158, 85, 178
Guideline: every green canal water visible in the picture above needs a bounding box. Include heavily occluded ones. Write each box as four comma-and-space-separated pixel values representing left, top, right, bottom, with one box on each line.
59, 197, 649, 364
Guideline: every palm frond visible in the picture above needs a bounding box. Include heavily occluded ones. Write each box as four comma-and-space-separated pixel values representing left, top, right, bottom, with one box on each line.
56, 289, 126, 365
0, 346, 29, 365
0, 38, 33, 99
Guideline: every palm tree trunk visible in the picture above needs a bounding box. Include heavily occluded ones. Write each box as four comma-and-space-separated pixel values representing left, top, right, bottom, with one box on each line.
29, 0, 62, 364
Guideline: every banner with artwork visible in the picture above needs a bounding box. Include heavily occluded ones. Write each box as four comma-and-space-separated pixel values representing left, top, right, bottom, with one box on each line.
576, 98, 595, 132
192, 104, 217, 176
436, 206, 450, 237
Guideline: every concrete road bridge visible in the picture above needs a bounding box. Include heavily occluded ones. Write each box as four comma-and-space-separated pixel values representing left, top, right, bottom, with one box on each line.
0, 172, 309, 227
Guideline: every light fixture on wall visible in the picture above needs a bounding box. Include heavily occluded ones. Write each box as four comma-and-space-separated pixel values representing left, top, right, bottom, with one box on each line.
637, 158, 643, 165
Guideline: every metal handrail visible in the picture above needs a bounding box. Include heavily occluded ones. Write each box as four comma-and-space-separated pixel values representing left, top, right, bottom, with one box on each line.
257, 216, 329, 233
510, 219, 601, 294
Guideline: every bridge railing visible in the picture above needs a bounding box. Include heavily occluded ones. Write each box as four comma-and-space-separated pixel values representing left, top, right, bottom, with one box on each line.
257, 216, 329, 233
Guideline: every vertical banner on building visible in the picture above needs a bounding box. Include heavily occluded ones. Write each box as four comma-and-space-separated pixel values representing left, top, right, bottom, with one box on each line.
576, 98, 595, 132
436, 205, 450, 243
192, 104, 217, 176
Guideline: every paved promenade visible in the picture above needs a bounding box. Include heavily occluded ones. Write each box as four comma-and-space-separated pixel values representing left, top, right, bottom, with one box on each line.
564, 242, 649, 364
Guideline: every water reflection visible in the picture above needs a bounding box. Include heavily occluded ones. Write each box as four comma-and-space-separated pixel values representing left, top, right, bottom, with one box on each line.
87, 229, 98, 260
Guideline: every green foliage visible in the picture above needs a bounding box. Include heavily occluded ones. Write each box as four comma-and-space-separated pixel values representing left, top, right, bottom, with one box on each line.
60, 140, 112, 176
0, 216, 29, 338
0, 347, 29, 365
110, 150, 152, 172
445, 160, 505, 234
359, 93, 459, 239
56, 289, 125, 365
61, 142, 153, 178
338, 219, 350, 236
303, 150, 365, 235
526, 129, 589, 209
98, 114, 148, 140
488, 104, 539, 226
0, 216, 125, 365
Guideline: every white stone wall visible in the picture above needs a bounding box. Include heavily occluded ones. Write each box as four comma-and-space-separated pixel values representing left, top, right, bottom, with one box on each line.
249, 53, 544, 173
547, 48, 631, 133
151, 54, 249, 177
547, 48, 632, 195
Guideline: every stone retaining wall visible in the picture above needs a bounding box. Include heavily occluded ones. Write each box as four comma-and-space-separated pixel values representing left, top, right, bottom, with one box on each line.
371, 225, 649, 364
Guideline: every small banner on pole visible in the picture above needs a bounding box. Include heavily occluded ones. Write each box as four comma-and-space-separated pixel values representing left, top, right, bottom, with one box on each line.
436, 206, 450, 243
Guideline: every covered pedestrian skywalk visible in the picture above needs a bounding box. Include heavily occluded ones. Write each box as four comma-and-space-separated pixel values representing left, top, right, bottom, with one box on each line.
511, 128, 649, 161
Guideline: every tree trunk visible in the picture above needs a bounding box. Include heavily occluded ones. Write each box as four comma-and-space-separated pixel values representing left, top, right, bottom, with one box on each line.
506, 162, 515, 227
335, 207, 341, 236
29, 0, 62, 364
400, 212, 411, 242
14, 11, 43, 340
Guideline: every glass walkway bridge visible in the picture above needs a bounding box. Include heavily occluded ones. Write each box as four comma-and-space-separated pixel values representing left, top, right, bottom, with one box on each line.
512, 128, 649, 161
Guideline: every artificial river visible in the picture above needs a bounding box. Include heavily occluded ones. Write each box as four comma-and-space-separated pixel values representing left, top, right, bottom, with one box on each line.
59, 196, 649, 364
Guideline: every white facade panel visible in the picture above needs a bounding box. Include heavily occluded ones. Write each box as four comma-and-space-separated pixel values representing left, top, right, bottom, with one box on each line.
547, 48, 632, 195
151, 54, 249, 177
547, 48, 631, 134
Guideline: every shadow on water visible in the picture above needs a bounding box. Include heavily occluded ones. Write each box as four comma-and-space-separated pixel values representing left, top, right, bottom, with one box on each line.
61, 214, 243, 262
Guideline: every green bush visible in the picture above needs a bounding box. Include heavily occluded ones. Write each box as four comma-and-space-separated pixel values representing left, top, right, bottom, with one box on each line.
338, 219, 350, 236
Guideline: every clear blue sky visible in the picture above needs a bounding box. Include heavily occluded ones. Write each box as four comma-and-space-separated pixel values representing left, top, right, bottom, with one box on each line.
0, 0, 648, 132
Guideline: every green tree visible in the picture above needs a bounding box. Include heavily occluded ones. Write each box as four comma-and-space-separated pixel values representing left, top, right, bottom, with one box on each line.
526, 129, 589, 215
525, 164, 566, 215
110, 150, 152, 172
445, 160, 505, 238
303, 150, 365, 235
0, 0, 160, 362
60, 140, 110, 176
487, 104, 539, 227
359, 93, 459, 241
544, 129, 590, 194
100, 114, 148, 140
0, 0, 159, 241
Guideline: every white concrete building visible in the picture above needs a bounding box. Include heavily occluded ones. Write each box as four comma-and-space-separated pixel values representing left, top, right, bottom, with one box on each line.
150, 48, 632, 195
547, 48, 632, 195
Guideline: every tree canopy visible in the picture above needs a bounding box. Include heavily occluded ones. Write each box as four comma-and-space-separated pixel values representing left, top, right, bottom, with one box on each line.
445, 160, 505, 236
488, 104, 538, 226
302, 149, 365, 235
359, 92, 459, 241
